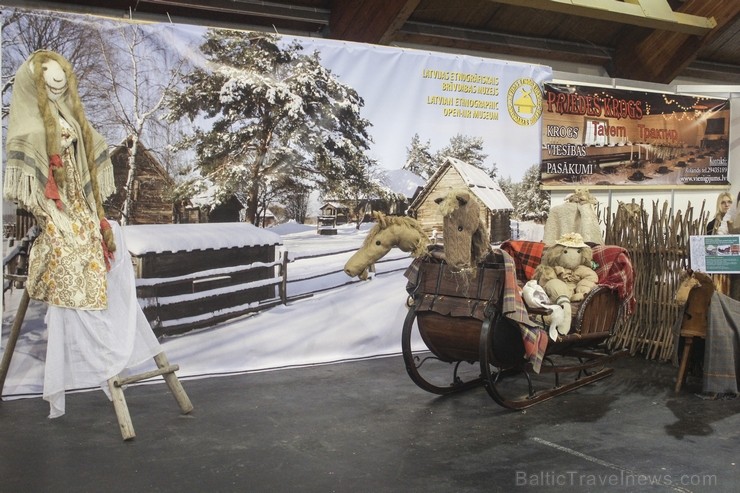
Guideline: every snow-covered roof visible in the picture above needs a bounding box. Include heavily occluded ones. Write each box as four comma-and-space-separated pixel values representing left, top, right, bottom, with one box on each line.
320, 202, 349, 210
123, 223, 282, 255
450, 158, 513, 211
383, 168, 425, 198
410, 157, 513, 211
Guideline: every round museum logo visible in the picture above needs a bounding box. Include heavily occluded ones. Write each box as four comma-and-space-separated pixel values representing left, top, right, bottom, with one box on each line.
507, 78, 543, 126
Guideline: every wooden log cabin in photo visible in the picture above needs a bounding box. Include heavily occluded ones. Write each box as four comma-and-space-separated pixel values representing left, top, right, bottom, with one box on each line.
107, 137, 176, 225
407, 157, 514, 243
123, 223, 284, 337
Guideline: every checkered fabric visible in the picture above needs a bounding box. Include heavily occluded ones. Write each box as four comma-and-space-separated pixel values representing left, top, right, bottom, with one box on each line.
591, 245, 636, 315
501, 240, 636, 316
704, 292, 740, 395
500, 240, 545, 282
499, 248, 547, 373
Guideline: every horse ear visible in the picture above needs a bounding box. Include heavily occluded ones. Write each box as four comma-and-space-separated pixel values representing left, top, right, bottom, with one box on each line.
456, 191, 470, 206
375, 211, 387, 228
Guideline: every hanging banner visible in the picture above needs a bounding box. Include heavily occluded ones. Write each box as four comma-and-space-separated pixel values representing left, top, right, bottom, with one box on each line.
294, 39, 551, 180
1, 8, 551, 187
540, 83, 730, 189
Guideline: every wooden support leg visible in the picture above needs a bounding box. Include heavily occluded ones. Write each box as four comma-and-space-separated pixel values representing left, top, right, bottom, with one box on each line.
154, 352, 193, 414
108, 376, 136, 441
0, 288, 31, 397
674, 336, 694, 393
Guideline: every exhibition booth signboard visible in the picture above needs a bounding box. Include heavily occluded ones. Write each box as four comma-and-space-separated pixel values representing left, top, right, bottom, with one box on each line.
540, 83, 730, 190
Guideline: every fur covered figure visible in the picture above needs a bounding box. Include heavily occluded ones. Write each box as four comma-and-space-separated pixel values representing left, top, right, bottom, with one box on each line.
435, 189, 491, 272
534, 233, 598, 304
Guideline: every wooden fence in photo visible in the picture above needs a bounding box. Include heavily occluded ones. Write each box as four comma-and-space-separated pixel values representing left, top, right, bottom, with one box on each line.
604, 200, 708, 361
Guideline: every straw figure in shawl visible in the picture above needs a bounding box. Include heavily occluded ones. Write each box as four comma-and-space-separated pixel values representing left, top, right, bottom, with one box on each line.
4, 50, 117, 309
543, 187, 603, 246
3, 51, 162, 418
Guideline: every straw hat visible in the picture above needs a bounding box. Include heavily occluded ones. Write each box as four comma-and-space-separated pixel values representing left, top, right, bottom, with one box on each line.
555, 232, 588, 248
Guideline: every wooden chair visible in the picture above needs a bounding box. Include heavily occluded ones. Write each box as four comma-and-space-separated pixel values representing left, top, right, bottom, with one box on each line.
674, 270, 715, 393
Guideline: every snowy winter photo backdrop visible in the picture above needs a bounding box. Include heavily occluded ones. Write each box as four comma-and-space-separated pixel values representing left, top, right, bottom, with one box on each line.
1, 8, 549, 398
2, 7, 551, 226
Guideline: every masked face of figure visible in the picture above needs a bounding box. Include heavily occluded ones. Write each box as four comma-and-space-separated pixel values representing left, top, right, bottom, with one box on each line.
41, 59, 68, 101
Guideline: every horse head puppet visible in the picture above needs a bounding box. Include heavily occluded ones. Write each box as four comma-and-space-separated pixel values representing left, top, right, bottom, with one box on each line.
435, 189, 491, 272
344, 212, 430, 280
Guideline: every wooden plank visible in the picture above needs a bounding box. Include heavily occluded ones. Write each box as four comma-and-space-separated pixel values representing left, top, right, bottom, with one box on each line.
142, 283, 278, 322
136, 265, 276, 297
611, 0, 740, 83
329, 0, 420, 44
133, 244, 276, 278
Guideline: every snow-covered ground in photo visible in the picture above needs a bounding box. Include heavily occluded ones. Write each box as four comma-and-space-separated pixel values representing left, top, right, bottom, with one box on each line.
1, 220, 543, 401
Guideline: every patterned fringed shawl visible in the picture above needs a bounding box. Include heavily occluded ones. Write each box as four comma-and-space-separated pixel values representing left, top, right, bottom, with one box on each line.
3, 52, 115, 235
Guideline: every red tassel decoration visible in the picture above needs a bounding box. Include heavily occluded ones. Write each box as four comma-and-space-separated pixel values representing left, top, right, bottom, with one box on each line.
44, 154, 64, 210
100, 218, 115, 271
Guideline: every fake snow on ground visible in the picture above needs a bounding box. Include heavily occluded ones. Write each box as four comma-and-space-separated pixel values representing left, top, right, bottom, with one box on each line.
1, 220, 544, 400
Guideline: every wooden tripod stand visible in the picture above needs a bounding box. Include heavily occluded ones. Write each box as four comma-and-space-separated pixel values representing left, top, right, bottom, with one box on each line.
1, 276, 193, 441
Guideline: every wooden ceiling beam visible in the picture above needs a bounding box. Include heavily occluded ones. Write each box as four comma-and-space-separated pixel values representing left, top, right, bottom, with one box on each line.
489, 0, 715, 35
610, 0, 740, 83
328, 0, 420, 45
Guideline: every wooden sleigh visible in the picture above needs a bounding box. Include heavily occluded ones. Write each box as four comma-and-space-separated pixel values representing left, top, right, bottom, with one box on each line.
401, 242, 634, 410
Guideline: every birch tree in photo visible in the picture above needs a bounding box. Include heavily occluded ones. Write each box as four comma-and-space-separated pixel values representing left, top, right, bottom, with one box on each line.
93, 23, 188, 225
167, 30, 373, 224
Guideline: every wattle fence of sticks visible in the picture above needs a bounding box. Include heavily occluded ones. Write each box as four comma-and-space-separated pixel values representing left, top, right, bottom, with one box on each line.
604, 199, 708, 361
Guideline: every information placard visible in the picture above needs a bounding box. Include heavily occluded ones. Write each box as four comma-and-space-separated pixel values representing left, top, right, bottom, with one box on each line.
688, 235, 740, 273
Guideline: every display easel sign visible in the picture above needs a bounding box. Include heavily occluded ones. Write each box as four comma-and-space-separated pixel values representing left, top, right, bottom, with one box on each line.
689, 235, 740, 273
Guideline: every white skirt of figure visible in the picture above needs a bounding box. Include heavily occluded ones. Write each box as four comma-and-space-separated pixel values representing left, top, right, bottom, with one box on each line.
43, 221, 162, 418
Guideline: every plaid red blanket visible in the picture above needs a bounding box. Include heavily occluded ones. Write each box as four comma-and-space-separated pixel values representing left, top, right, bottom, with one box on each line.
501, 240, 636, 315
499, 249, 547, 373
500, 240, 545, 282
591, 245, 636, 315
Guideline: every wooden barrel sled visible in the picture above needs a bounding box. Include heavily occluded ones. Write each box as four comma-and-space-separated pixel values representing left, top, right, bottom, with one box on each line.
402, 250, 630, 409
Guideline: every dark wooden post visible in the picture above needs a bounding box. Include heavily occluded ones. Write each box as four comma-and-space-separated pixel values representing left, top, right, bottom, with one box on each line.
280, 251, 289, 304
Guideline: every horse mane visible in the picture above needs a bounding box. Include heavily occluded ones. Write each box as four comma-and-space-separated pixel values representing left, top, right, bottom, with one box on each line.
362, 215, 429, 257
437, 192, 462, 217
675, 269, 714, 305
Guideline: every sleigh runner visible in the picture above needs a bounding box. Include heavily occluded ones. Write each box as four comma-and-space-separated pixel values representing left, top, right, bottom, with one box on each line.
402, 241, 634, 409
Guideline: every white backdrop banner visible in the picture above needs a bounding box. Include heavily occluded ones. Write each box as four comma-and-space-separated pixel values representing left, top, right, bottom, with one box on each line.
1, 8, 552, 183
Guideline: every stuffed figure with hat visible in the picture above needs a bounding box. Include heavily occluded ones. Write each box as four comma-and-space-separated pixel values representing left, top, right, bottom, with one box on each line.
532, 232, 599, 336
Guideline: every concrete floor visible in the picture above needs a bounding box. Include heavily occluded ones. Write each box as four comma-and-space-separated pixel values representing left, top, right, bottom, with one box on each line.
0, 355, 738, 493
